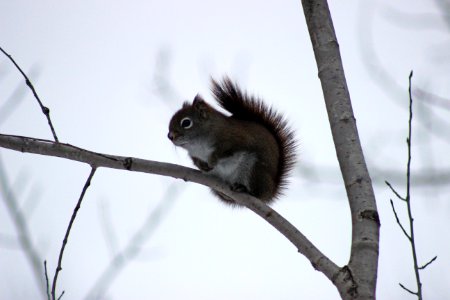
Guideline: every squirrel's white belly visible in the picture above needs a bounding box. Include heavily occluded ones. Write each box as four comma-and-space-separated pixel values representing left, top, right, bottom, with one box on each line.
184, 142, 213, 161
211, 152, 257, 188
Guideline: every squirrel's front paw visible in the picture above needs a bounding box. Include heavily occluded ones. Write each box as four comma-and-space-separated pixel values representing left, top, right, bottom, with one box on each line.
230, 183, 249, 193
192, 157, 213, 172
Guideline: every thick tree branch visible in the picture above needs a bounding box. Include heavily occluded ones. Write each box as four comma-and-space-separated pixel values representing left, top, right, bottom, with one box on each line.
301, 0, 379, 299
0, 133, 340, 282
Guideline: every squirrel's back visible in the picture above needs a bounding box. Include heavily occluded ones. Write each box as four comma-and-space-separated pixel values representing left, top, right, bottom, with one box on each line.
211, 77, 297, 199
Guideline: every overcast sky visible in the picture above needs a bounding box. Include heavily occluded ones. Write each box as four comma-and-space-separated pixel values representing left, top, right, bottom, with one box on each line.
0, 0, 449, 299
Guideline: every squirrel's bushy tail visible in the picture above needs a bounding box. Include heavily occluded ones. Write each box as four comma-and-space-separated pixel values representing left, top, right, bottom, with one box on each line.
211, 77, 297, 199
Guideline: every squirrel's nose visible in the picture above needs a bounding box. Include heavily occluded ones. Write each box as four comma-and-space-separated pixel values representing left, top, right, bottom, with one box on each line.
168, 132, 174, 141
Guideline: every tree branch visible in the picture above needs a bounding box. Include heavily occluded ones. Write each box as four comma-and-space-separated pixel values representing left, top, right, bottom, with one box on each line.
44, 261, 50, 300
419, 256, 437, 270
404, 71, 422, 300
385, 180, 406, 201
399, 282, 418, 296
301, 0, 379, 298
389, 199, 411, 240
0, 46, 59, 142
0, 133, 340, 283
51, 167, 96, 300
387, 72, 437, 300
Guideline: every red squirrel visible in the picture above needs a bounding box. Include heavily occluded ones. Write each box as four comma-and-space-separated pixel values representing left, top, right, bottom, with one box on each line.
168, 77, 296, 205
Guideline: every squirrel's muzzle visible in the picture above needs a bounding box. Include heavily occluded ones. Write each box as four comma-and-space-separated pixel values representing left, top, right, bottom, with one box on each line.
167, 131, 174, 141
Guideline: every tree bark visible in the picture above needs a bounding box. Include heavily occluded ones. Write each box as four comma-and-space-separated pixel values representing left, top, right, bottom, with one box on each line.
301, 0, 380, 299
0, 133, 340, 282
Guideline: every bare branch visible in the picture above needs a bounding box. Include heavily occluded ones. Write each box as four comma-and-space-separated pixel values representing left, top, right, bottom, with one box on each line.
51, 167, 96, 300
0, 46, 59, 142
301, 0, 379, 298
44, 261, 50, 300
388, 72, 436, 300
406, 71, 424, 300
385, 180, 406, 201
419, 255, 437, 270
0, 133, 340, 284
406, 71, 413, 197
57, 291, 64, 300
399, 282, 418, 295
389, 199, 411, 240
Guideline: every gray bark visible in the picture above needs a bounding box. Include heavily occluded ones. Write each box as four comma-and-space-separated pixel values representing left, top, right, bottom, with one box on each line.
0, 133, 340, 281
301, 0, 380, 299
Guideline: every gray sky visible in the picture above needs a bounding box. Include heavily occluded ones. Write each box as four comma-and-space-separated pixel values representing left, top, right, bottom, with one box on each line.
0, 0, 449, 299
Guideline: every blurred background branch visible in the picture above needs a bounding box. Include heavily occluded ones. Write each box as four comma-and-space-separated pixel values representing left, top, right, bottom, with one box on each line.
0, 154, 45, 296
86, 182, 181, 299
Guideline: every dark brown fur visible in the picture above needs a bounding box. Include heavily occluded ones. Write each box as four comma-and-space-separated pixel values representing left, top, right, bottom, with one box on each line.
168, 77, 296, 205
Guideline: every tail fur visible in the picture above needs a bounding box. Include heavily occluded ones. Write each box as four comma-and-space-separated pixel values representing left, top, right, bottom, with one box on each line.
211, 77, 297, 199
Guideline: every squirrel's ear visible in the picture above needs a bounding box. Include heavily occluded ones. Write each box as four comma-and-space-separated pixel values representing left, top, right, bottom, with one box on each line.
193, 94, 209, 119
193, 94, 204, 104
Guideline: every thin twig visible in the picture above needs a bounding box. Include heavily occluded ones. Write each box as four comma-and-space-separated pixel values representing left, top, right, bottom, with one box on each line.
385, 180, 406, 201
57, 291, 65, 300
389, 71, 438, 300
419, 256, 437, 270
51, 167, 96, 300
0, 46, 59, 142
406, 71, 423, 300
399, 282, 418, 295
389, 199, 411, 240
44, 261, 50, 300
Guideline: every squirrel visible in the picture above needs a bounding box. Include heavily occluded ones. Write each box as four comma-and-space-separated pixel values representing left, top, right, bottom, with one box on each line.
168, 77, 296, 205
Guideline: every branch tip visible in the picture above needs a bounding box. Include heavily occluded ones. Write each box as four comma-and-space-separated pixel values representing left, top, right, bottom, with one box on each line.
386, 181, 406, 201
419, 256, 437, 270
399, 282, 417, 295
44, 260, 50, 300
0, 46, 59, 142
389, 199, 411, 240
57, 290, 65, 300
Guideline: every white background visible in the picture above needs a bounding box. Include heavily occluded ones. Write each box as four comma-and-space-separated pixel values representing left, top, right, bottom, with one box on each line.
0, 0, 449, 299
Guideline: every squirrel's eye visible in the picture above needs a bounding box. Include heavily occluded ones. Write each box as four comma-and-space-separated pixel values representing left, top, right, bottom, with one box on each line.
180, 117, 193, 129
